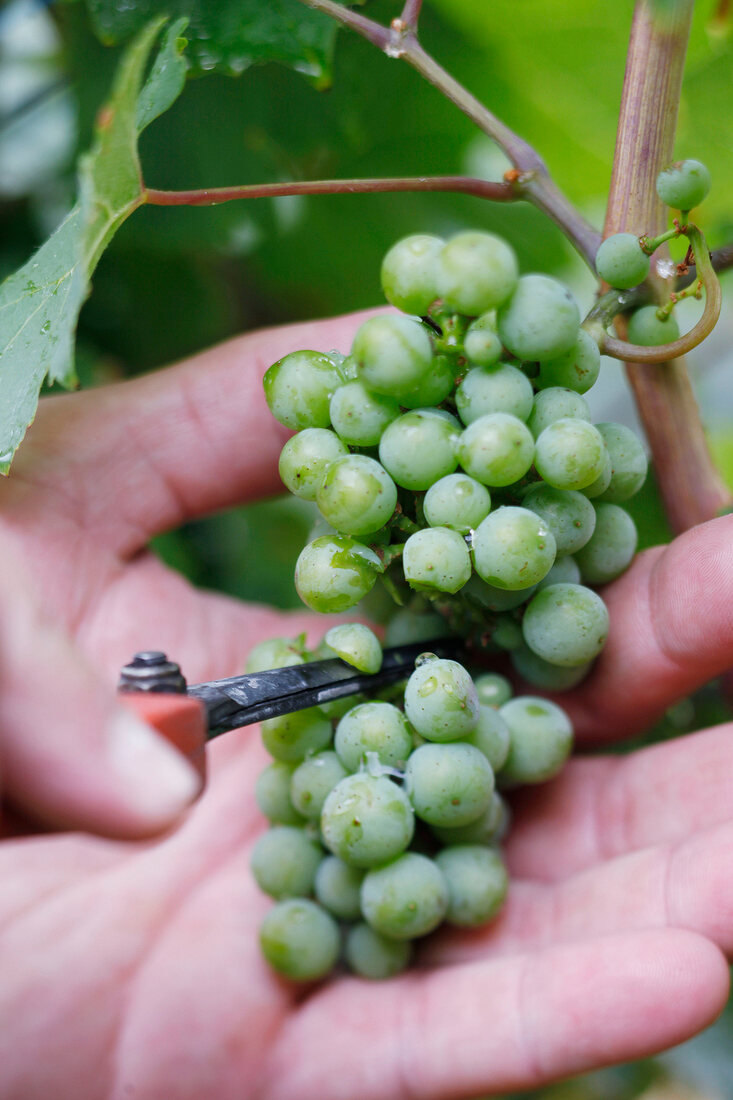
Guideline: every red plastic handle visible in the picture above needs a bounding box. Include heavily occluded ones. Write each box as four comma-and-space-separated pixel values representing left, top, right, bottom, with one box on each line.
119, 692, 208, 781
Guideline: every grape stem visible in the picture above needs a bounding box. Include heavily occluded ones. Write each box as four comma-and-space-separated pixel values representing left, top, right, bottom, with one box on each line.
597, 225, 723, 364
399, 0, 423, 31
297, 0, 600, 266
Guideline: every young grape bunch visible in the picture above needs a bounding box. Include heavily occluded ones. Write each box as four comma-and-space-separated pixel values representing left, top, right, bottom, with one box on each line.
254, 224, 650, 982
251, 641, 571, 982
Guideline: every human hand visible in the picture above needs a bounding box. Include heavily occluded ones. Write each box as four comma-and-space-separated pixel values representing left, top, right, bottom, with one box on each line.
0, 312, 731, 1099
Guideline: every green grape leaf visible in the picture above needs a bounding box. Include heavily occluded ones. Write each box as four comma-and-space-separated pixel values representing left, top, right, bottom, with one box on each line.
84, 0, 338, 85
0, 18, 188, 475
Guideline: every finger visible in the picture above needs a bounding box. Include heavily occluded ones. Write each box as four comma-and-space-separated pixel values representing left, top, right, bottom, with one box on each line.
0, 547, 202, 837
425, 817, 733, 970
505, 719, 733, 882
10, 309, 378, 556
263, 930, 727, 1099
552, 515, 733, 742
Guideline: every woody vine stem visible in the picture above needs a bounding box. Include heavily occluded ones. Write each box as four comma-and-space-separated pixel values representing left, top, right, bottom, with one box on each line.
144, 0, 732, 531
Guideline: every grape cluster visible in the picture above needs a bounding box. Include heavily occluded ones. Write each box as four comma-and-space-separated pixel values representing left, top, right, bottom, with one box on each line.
250, 628, 572, 981
264, 229, 647, 690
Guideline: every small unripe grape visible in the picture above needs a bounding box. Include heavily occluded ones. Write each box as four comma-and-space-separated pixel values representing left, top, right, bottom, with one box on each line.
456, 363, 534, 425
381, 233, 444, 314
527, 388, 591, 438
472, 506, 556, 590
595, 233, 650, 289
423, 473, 491, 534
360, 852, 449, 939
321, 773, 415, 868
464, 313, 503, 366
335, 701, 412, 772
575, 503, 638, 584
329, 381, 399, 446
345, 922, 412, 979
352, 314, 433, 399
512, 641, 591, 691
627, 306, 680, 347
656, 159, 711, 211
255, 761, 302, 825
263, 351, 343, 430
250, 825, 323, 899
290, 751, 349, 820
463, 704, 511, 770
404, 658, 479, 742
405, 741, 494, 828
522, 582, 610, 667
278, 428, 349, 501
536, 329, 601, 394
260, 899, 340, 981
497, 274, 580, 361
246, 637, 304, 674
595, 422, 648, 503
473, 672, 513, 708
499, 696, 573, 785
324, 623, 383, 674
437, 231, 519, 314
317, 454, 397, 536
379, 409, 459, 491
457, 412, 535, 487
535, 554, 581, 590
534, 419, 607, 491
435, 845, 508, 927
402, 527, 472, 595
521, 484, 597, 555
315, 856, 365, 921
261, 707, 332, 763
295, 535, 381, 614
399, 354, 455, 409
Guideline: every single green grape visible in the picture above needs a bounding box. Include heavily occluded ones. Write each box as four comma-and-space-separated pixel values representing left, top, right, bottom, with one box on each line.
250, 825, 324, 899
316, 454, 397, 537
492, 614, 524, 651
345, 922, 412, 979
431, 791, 510, 847
456, 364, 534, 425
334, 701, 413, 772
405, 741, 494, 827
497, 274, 580, 361
329, 381, 400, 446
263, 350, 343, 430
435, 845, 508, 927
464, 704, 511, 770
403, 657, 480, 741
472, 506, 556, 590
255, 761, 303, 825
246, 637, 304, 674
402, 527, 472, 595
522, 582, 610, 667
595, 233, 651, 289
423, 473, 491, 534
457, 412, 535, 487
379, 409, 460, 491
290, 751, 349, 821
314, 855, 365, 921
360, 852, 449, 940
324, 623, 383, 674
627, 306, 680, 347
383, 608, 447, 647
527, 387, 592, 438
464, 313, 503, 366
399, 354, 455, 410
351, 314, 433, 399
534, 418, 607, 491
575, 502, 638, 583
278, 428, 349, 502
536, 330, 601, 394
380, 233, 444, 315
656, 159, 711, 211
535, 554, 581, 590
498, 696, 573, 785
295, 535, 381, 614
595, 422, 648, 503
473, 672, 513, 708
511, 641, 591, 691
436, 231, 519, 314
320, 773, 415, 868
261, 707, 332, 763
259, 898, 340, 981
520, 484, 597, 555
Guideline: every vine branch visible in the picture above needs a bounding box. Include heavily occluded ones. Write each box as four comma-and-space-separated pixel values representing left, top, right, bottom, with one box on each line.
399, 0, 423, 31
300, 0, 600, 266
143, 175, 516, 206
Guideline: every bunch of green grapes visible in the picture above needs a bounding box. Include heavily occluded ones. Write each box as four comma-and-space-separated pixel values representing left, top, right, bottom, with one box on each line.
249, 625, 572, 981
264, 228, 647, 691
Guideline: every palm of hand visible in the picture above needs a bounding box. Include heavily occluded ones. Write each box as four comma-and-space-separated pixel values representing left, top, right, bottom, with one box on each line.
0, 314, 731, 1100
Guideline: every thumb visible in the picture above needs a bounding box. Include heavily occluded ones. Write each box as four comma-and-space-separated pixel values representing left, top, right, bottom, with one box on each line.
0, 544, 202, 837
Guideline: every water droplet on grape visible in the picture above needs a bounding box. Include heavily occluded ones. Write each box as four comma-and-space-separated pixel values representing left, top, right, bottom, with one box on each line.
414, 652, 438, 667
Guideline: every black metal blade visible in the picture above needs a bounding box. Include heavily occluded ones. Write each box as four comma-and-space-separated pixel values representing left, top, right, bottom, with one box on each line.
187, 637, 461, 737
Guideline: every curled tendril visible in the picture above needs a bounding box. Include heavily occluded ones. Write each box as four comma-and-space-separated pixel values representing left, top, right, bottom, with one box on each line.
589, 225, 722, 364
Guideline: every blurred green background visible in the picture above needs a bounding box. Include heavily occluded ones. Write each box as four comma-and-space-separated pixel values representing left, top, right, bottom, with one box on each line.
1, 1, 732, 1095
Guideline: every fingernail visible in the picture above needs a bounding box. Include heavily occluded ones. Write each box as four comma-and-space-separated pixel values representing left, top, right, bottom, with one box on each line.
107, 710, 201, 823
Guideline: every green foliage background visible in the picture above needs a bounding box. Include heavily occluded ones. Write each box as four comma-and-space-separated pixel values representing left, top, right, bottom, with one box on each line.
1, 1, 732, 1094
